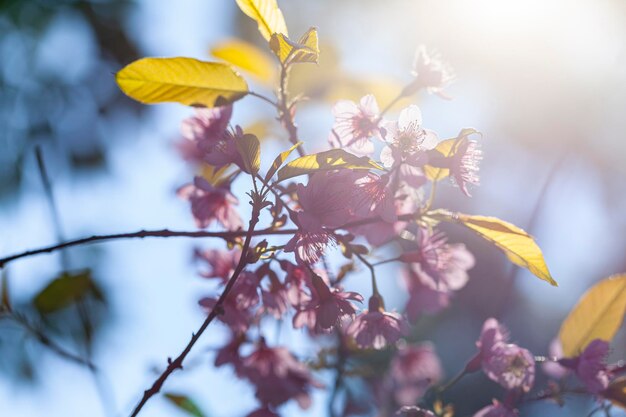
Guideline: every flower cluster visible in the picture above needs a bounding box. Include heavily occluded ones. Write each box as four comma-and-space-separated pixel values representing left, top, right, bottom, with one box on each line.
166, 36, 624, 417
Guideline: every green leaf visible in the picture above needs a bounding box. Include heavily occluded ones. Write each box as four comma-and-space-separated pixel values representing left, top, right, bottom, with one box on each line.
235, 133, 261, 175
270, 27, 319, 65
424, 128, 480, 181
164, 393, 206, 417
235, 0, 288, 42
558, 274, 626, 357
428, 210, 556, 286
1, 270, 11, 312
276, 149, 382, 182
211, 38, 276, 85
116, 57, 248, 108
34, 270, 95, 314
265, 141, 302, 182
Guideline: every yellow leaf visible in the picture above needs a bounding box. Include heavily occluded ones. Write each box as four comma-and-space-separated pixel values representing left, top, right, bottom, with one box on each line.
235, 0, 288, 42
211, 39, 276, 85
429, 210, 556, 286
277, 149, 382, 182
200, 164, 232, 186
424, 128, 480, 181
235, 134, 261, 175
116, 57, 248, 108
270, 27, 319, 65
558, 274, 626, 357
265, 142, 302, 182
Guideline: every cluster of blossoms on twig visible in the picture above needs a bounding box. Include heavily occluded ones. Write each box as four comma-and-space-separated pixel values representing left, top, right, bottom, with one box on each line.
105, 2, 626, 416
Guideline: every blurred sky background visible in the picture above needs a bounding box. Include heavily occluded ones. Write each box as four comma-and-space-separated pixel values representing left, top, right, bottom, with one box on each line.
1, 0, 626, 416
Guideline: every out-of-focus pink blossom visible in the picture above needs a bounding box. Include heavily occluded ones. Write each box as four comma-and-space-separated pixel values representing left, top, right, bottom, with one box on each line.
293, 272, 362, 332
401, 229, 474, 291
215, 333, 246, 375
389, 343, 443, 406
178, 177, 242, 230
394, 406, 436, 417
346, 295, 409, 349
380, 105, 438, 168
403, 275, 450, 321
199, 296, 253, 332
280, 261, 313, 307
179, 105, 233, 162
329, 95, 382, 156
241, 341, 322, 409
473, 401, 518, 417
260, 274, 291, 319
470, 318, 535, 392
410, 46, 455, 99
559, 339, 611, 394
194, 248, 240, 283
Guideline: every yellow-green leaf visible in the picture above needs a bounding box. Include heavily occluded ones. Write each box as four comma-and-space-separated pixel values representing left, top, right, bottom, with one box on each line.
558, 274, 626, 357
34, 270, 95, 314
164, 393, 206, 417
429, 210, 556, 286
265, 142, 302, 182
424, 128, 480, 181
270, 27, 319, 65
211, 38, 276, 84
200, 164, 231, 186
116, 57, 248, 108
277, 149, 382, 182
235, 0, 288, 42
235, 133, 261, 175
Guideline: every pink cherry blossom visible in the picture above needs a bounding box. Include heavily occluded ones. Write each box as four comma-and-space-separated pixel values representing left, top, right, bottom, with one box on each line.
284, 230, 337, 265
329, 94, 382, 156
389, 343, 443, 406
199, 296, 252, 332
473, 401, 518, 417
260, 273, 291, 319
559, 339, 611, 394
214, 332, 246, 375
352, 173, 396, 222
411, 46, 455, 99
194, 248, 240, 283
346, 295, 409, 349
401, 229, 475, 291
380, 105, 438, 168
471, 318, 535, 392
179, 105, 233, 162
177, 176, 242, 230
542, 338, 569, 379
293, 272, 362, 332
483, 343, 535, 392
575, 339, 611, 394
403, 274, 450, 321
241, 341, 322, 409
280, 261, 313, 307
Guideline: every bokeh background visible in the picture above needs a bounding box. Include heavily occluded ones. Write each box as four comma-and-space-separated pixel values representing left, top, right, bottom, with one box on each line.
1, 0, 626, 416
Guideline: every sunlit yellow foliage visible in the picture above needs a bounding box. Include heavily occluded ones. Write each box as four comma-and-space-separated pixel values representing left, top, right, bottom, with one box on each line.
277, 149, 382, 182
235, 0, 288, 42
428, 210, 556, 286
211, 39, 276, 85
559, 274, 626, 357
116, 57, 248, 107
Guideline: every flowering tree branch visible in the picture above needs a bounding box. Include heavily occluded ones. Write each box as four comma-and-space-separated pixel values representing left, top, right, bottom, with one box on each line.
128, 200, 263, 417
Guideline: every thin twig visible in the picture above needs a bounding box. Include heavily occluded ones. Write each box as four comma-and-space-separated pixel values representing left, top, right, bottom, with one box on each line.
248, 91, 279, 108
127, 203, 262, 417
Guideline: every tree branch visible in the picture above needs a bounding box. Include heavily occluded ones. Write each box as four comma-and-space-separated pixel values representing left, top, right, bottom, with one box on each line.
128, 204, 262, 417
